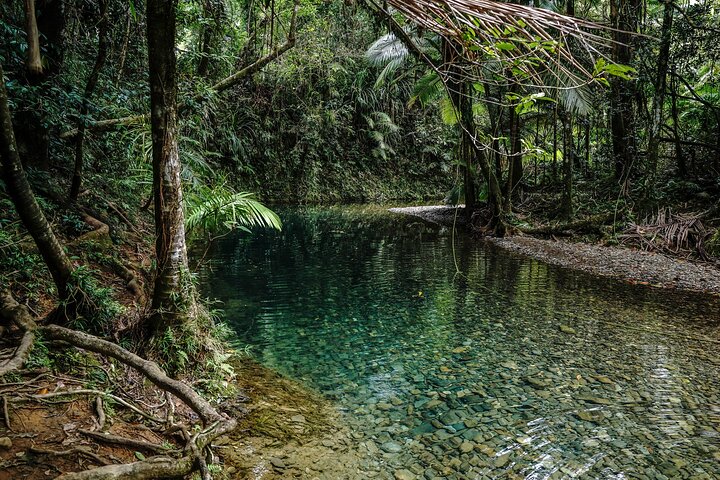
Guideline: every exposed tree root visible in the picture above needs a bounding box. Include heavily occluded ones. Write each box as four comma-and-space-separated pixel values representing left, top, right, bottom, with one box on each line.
55, 455, 194, 480
0, 290, 37, 377
29, 446, 111, 466
0, 291, 237, 479
78, 429, 174, 454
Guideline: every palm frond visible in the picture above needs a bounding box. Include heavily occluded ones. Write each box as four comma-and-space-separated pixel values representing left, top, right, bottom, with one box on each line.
185, 185, 282, 237
366, 33, 411, 65
377, 0, 623, 88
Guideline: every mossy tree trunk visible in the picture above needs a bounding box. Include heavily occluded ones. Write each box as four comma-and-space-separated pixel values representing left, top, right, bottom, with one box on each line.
146, 0, 196, 336
0, 64, 74, 300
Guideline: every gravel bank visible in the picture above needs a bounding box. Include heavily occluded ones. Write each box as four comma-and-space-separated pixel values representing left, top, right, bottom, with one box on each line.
389, 205, 467, 226
390, 205, 720, 296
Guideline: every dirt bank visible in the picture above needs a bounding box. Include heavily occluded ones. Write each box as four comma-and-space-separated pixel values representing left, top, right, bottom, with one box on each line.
390, 206, 720, 296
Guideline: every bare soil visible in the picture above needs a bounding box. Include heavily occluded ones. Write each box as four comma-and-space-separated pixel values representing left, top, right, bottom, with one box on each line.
0, 359, 372, 479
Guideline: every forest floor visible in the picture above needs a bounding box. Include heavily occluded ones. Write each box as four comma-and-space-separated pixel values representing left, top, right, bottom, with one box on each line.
390, 205, 720, 297
0, 356, 372, 479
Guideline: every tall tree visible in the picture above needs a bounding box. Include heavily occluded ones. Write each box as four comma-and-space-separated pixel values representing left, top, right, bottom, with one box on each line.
0, 64, 74, 300
610, 0, 640, 189
23, 0, 43, 76
69, 0, 109, 202
646, 0, 674, 175
146, 0, 196, 335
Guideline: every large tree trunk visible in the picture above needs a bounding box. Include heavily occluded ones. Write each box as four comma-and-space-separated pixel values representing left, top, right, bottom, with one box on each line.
69, 0, 109, 202
646, 0, 674, 175
146, 0, 195, 335
24, 0, 43, 76
610, 0, 640, 191
0, 64, 74, 300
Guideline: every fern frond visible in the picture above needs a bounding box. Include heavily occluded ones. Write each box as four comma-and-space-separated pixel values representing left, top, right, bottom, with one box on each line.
185, 186, 281, 237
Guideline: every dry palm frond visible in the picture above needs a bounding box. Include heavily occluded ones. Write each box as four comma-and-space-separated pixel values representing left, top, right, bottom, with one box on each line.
620, 209, 712, 259
372, 0, 627, 89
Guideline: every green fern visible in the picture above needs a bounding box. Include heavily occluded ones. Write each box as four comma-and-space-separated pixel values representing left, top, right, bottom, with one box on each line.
185, 185, 281, 237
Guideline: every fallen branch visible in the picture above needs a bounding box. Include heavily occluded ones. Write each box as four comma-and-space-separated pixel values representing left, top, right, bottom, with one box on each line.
94, 396, 106, 431
2, 395, 10, 430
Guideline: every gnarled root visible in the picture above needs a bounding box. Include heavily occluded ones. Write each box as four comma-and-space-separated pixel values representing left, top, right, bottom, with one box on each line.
0, 291, 236, 479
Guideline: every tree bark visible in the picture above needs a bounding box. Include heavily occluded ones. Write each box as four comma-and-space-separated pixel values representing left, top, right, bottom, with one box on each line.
24, 0, 43, 76
0, 64, 74, 300
646, 0, 673, 175
610, 0, 640, 190
69, 0, 109, 202
146, 0, 194, 334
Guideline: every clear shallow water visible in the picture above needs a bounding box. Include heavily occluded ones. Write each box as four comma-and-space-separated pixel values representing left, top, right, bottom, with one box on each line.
200, 206, 720, 479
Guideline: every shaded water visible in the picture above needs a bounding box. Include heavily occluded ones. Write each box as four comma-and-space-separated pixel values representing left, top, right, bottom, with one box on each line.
200, 206, 720, 479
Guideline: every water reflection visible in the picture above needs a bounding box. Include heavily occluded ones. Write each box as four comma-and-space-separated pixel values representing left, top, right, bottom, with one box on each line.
200, 206, 720, 479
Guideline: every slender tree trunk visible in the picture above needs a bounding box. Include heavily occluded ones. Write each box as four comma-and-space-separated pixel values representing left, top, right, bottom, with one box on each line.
669, 71, 686, 178
584, 119, 591, 174
0, 64, 73, 300
561, 112, 574, 219
552, 103, 558, 181
646, 0, 673, 175
610, 0, 640, 191
443, 39, 477, 220
147, 0, 195, 334
115, 5, 131, 85
69, 0, 109, 202
24, 0, 43, 76
509, 101, 523, 200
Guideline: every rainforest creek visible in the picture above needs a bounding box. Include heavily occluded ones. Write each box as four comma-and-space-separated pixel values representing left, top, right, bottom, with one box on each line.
1, 0, 720, 479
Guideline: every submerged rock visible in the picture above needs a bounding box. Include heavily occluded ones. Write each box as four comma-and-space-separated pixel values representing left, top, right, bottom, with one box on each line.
394, 468, 416, 480
576, 409, 605, 423
381, 441, 403, 453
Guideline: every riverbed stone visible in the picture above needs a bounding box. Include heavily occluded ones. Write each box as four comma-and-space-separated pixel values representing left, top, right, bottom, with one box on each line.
394, 469, 415, 480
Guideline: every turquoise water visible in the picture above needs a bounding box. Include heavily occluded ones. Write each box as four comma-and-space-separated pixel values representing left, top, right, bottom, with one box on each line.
200, 206, 720, 479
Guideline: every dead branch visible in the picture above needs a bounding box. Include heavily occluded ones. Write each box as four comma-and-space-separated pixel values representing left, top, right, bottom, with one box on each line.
2, 395, 10, 430
78, 429, 174, 454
